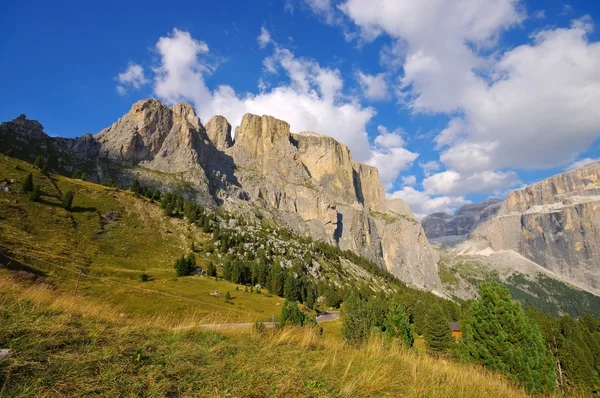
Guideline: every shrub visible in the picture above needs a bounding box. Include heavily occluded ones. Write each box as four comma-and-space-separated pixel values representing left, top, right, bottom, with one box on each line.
71, 170, 82, 179
41, 164, 49, 176
206, 262, 217, 277
140, 274, 150, 282
33, 156, 44, 169
342, 295, 375, 346
62, 191, 74, 211
225, 291, 231, 301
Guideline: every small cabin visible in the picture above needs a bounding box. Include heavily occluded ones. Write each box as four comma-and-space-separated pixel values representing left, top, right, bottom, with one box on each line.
449, 322, 462, 339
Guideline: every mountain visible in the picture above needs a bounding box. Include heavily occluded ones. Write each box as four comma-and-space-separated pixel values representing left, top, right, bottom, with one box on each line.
421, 199, 503, 244
467, 162, 600, 292
0, 99, 440, 290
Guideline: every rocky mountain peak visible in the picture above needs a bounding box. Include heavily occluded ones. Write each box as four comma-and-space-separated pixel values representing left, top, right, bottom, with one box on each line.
205, 115, 232, 151
0, 114, 47, 141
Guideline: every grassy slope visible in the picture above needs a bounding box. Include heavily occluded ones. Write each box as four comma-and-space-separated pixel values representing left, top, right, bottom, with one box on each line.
0, 155, 285, 323
0, 273, 532, 397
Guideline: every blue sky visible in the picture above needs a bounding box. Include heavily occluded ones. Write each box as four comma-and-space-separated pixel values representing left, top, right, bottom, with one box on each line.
2, 0, 600, 217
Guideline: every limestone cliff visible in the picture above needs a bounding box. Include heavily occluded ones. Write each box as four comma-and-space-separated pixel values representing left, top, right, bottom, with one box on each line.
470, 162, 600, 291
0, 100, 441, 290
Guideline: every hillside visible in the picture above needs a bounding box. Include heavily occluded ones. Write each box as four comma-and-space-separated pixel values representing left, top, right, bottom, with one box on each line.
0, 272, 532, 397
0, 103, 441, 290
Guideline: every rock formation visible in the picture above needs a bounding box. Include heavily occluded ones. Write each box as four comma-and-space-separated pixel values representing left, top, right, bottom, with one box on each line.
421, 199, 503, 242
469, 162, 600, 291
0, 99, 442, 290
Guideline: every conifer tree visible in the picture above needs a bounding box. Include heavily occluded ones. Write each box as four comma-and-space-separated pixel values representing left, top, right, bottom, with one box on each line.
33, 156, 44, 169
306, 288, 315, 310
342, 295, 375, 345
280, 300, 305, 326
283, 272, 299, 301
384, 301, 414, 347
62, 190, 74, 211
41, 163, 49, 176
207, 262, 217, 277
462, 282, 555, 394
225, 291, 231, 301
423, 304, 453, 356
269, 261, 284, 296
71, 170, 81, 179
22, 173, 33, 192
29, 185, 41, 202
131, 179, 140, 196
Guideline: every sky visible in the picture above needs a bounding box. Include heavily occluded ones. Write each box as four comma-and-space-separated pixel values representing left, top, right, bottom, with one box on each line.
2, 0, 600, 218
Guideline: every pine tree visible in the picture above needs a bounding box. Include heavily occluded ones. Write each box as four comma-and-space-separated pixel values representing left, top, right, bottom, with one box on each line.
33, 156, 44, 169
342, 295, 375, 346
22, 173, 33, 192
225, 291, 231, 301
384, 301, 414, 347
41, 163, 49, 176
29, 185, 41, 202
283, 273, 299, 301
71, 170, 81, 179
207, 262, 217, 277
423, 304, 453, 356
280, 300, 305, 327
131, 179, 140, 196
80, 173, 86, 181
462, 282, 556, 394
306, 288, 315, 310
269, 261, 284, 296
62, 190, 74, 211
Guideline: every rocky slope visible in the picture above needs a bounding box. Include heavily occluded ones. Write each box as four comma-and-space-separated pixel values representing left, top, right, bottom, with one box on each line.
0, 99, 441, 290
421, 199, 502, 243
467, 162, 600, 291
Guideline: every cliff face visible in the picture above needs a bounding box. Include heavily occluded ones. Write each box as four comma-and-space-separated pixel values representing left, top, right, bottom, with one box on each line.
470, 162, 600, 291
421, 199, 503, 240
0, 99, 441, 290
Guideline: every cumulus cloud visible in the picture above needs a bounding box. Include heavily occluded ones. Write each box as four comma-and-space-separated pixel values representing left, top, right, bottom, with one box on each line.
115, 62, 148, 95
418, 160, 441, 177
389, 187, 471, 219
257, 27, 272, 48
422, 170, 520, 196
356, 71, 389, 100
401, 175, 416, 186
138, 28, 379, 162
566, 157, 600, 171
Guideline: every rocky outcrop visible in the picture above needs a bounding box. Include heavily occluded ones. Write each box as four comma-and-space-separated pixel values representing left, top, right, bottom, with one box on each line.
470, 162, 600, 291
422, 199, 502, 240
0, 100, 442, 290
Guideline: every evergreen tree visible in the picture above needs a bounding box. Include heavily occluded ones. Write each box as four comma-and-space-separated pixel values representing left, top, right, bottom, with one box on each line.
225, 291, 231, 301
423, 304, 453, 356
183, 202, 198, 222
325, 284, 341, 308
62, 190, 74, 211
33, 156, 44, 169
462, 282, 556, 394
29, 185, 41, 202
131, 179, 140, 196
80, 173, 86, 181
384, 301, 414, 347
283, 273, 299, 301
41, 163, 49, 176
342, 295, 375, 346
207, 262, 217, 277
71, 170, 81, 179
174, 254, 196, 277
22, 173, 33, 192
222, 259, 232, 281
306, 288, 316, 310
269, 261, 284, 296
280, 300, 305, 326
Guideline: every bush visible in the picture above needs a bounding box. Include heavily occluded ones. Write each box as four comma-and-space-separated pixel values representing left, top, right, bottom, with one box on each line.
140, 274, 150, 282
207, 262, 217, 277
71, 170, 82, 179
22, 173, 33, 192
41, 164, 49, 176
33, 156, 44, 169
62, 191, 74, 211
225, 291, 231, 301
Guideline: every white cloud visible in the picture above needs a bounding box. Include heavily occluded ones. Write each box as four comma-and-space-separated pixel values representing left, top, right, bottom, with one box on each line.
115, 62, 148, 95
422, 170, 519, 196
418, 160, 441, 177
566, 157, 600, 171
146, 28, 376, 161
389, 187, 471, 219
357, 71, 389, 100
303, 0, 337, 24
257, 27, 272, 49
366, 125, 418, 189
401, 175, 416, 186
534, 10, 546, 19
